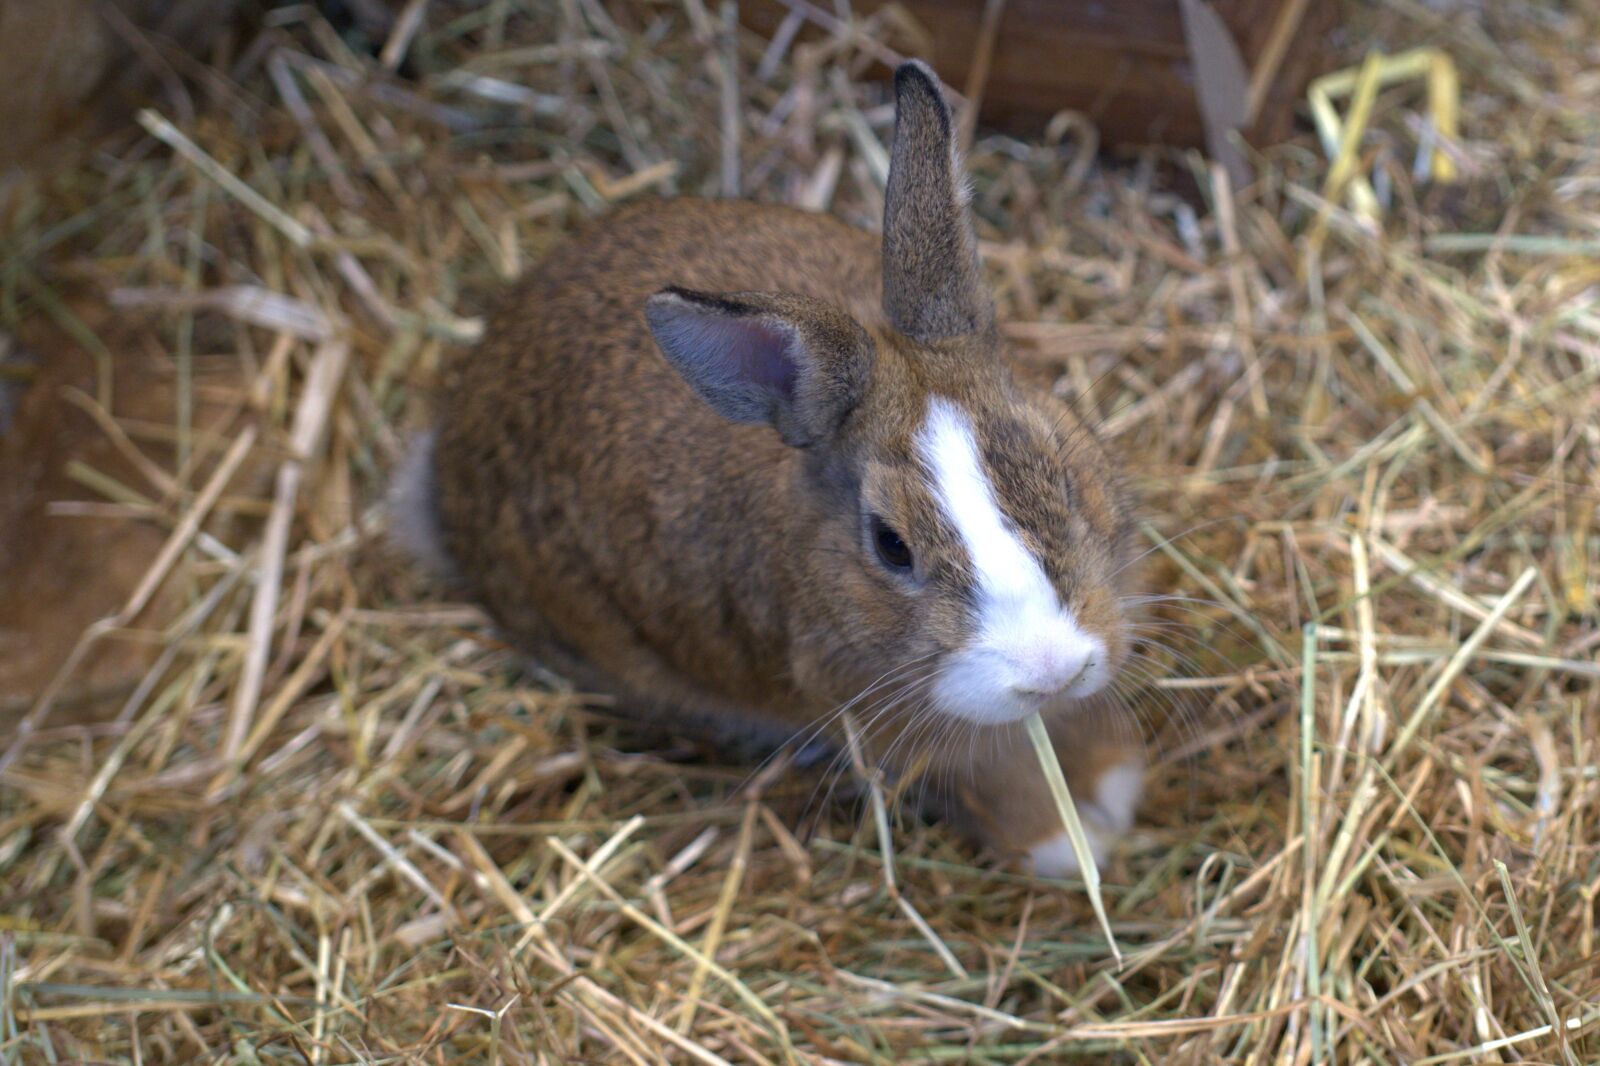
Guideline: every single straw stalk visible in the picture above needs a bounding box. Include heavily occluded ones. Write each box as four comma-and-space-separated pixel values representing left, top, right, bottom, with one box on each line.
1022, 712, 1121, 965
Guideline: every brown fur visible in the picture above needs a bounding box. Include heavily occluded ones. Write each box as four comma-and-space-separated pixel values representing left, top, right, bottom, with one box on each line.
426, 63, 1142, 865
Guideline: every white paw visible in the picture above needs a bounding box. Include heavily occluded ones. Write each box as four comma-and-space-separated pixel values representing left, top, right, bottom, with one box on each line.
1091, 759, 1144, 835
1027, 825, 1110, 878
1026, 759, 1143, 878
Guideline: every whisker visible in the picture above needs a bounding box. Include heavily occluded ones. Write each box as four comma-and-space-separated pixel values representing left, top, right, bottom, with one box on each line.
1105, 517, 1241, 582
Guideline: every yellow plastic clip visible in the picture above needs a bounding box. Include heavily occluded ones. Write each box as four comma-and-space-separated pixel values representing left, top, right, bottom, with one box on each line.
1307, 47, 1460, 225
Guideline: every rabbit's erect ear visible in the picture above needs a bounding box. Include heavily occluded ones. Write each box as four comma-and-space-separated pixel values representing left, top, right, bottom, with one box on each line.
882, 61, 993, 342
645, 288, 875, 448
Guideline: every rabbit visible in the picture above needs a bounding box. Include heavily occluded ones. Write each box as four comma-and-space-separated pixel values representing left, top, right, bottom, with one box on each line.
393, 61, 1144, 876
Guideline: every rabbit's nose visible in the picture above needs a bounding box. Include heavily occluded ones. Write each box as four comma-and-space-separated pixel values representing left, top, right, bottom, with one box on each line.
1009, 634, 1097, 699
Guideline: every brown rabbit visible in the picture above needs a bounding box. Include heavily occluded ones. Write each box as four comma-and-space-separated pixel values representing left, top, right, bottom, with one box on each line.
395, 62, 1144, 876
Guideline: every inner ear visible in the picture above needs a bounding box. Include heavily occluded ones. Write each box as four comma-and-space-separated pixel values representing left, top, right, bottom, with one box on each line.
882, 60, 994, 341
645, 287, 875, 448
724, 319, 798, 396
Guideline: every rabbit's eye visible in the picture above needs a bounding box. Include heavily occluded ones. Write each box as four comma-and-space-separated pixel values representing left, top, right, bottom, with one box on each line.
870, 515, 914, 572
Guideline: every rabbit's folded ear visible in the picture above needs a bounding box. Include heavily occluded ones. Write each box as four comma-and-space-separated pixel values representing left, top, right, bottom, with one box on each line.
883, 61, 993, 342
645, 287, 875, 448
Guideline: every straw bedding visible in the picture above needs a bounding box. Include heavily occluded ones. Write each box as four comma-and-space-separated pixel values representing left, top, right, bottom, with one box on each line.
2, 0, 1597, 1061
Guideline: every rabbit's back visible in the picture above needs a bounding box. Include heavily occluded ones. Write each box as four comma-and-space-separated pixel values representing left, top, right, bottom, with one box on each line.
427, 199, 879, 717
531, 198, 883, 317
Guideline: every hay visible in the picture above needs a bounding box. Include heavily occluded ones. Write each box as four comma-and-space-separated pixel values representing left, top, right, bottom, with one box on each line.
3, 0, 1598, 1060
1022, 712, 1120, 965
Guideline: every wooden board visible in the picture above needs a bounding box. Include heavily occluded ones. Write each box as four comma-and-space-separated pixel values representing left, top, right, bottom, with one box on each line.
741, 0, 1337, 150
0, 0, 238, 172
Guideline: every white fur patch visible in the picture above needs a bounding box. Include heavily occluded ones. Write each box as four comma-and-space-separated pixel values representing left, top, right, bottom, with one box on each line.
915, 398, 1108, 724
1027, 828, 1106, 879
388, 431, 453, 577
1027, 759, 1143, 878
1089, 760, 1144, 835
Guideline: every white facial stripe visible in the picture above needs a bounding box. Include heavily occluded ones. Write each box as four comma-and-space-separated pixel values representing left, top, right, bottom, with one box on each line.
916, 398, 1051, 609
916, 397, 1059, 622
916, 397, 1109, 724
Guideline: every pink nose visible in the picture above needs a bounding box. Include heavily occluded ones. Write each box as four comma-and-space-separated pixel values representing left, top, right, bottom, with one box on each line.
1011, 643, 1094, 698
